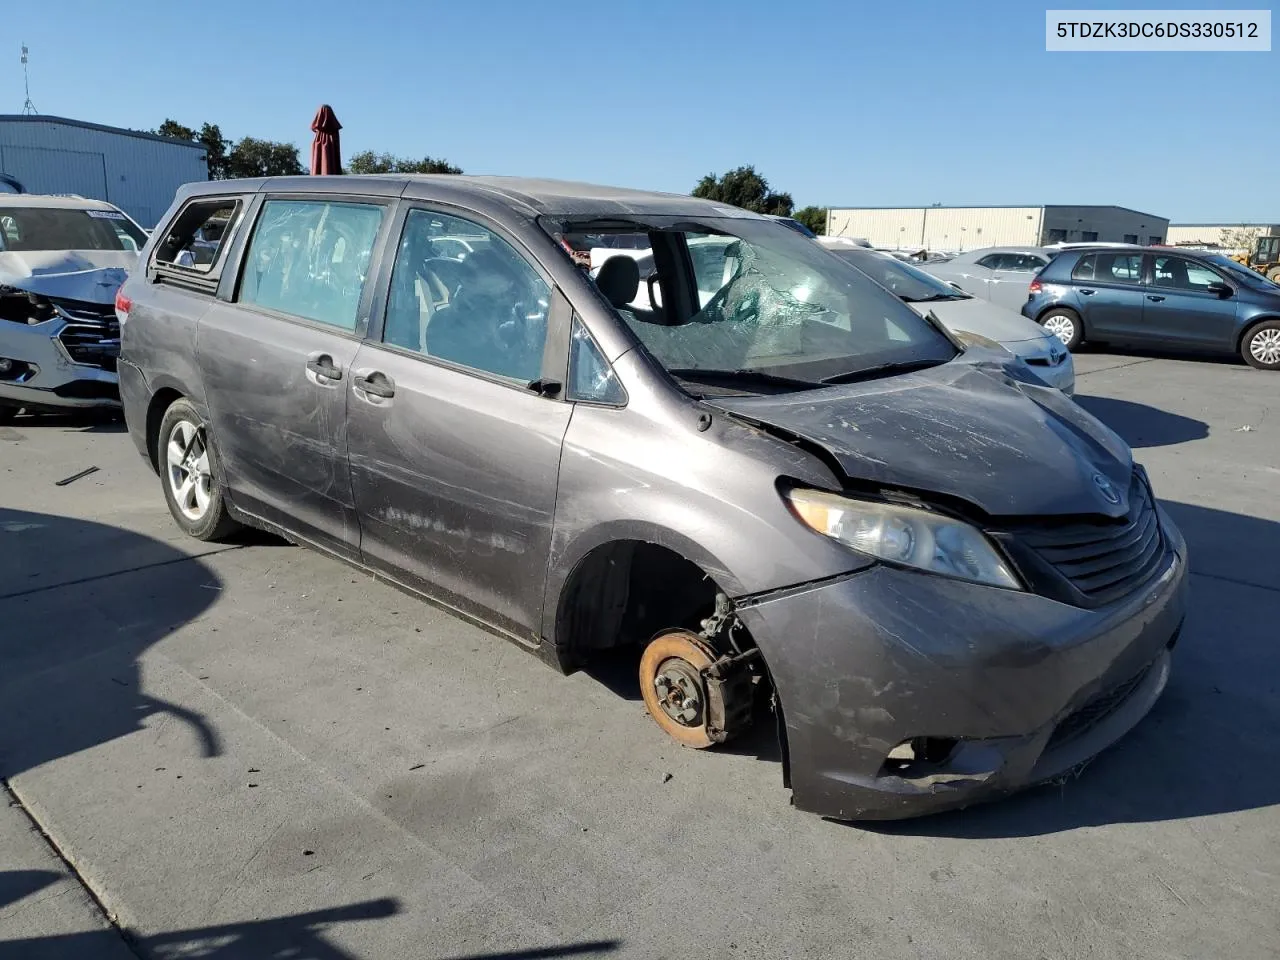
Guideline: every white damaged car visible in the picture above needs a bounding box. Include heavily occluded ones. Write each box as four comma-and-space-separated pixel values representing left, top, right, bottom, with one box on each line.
0, 195, 145, 423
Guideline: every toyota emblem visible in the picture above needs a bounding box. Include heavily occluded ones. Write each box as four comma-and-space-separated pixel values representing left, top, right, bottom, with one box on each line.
1093, 473, 1121, 505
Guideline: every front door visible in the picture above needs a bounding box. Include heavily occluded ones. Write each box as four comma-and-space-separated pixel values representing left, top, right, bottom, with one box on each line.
1143, 254, 1240, 350
198, 195, 391, 557
1068, 251, 1146, 341
347, 206, 572, 640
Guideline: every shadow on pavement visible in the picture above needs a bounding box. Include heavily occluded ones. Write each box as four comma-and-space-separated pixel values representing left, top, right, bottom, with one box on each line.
0, 892, 620, 960
866, 499, 1280, 838
0, 508, 222, 779
1074, 394, 1209, 448
0, 869, 61, 910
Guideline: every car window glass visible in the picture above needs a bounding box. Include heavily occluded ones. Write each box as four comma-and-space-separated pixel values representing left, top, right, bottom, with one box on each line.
384, 208, 550, 382
239, 199, 383, 331
156, 199, 241, 273
0, 205, 146, 253
1008, 254, 1046, 272
1153, 257, 1220, 291
1073, 253, 1141, 284
568, 316, 625, 404
976, 254, 1005, 269
554, 221, 956, 389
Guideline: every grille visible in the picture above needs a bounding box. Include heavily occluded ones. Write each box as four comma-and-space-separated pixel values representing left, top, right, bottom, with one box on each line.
54, 301, 120, 372
1046, 662, 1151, 751
1014, 473, 1167, 606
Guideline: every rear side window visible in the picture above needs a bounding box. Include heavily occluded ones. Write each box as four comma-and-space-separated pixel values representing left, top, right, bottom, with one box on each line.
976, 254, 1007, 269
1072, 253, 1143, 284
238, 199, 384, 332
154, 198, 241, 274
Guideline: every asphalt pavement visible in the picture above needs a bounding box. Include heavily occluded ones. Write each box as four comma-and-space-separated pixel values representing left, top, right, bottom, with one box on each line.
1, 349, 1277, 959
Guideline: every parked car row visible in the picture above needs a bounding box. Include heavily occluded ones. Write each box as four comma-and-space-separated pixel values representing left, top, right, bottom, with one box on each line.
110, 174, 1188, 822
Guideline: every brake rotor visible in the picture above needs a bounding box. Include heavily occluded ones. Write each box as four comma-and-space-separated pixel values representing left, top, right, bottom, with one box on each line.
639, 630, 719, 749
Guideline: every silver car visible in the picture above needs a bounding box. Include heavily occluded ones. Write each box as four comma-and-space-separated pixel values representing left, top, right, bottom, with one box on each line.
826, 246, 1075, 393
0, 195, 145, 422
922, 246, 1058, 313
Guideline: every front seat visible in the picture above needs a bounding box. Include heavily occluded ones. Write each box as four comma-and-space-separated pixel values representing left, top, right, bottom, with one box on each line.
596, 255, 640, 313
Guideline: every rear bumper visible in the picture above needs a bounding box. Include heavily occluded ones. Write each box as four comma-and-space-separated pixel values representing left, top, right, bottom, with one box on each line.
739, 508, 1189, 821
0, 317, 119, 410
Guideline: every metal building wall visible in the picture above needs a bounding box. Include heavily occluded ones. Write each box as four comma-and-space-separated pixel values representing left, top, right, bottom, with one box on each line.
827, 208, 927, 248
919, 207, 1041, 251
827, 206, 1042, 251
0, 116, 207, 227
1039, 206, 1170, 245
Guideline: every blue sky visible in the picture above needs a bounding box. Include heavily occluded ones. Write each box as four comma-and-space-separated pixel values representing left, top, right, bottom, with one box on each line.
5, 0, 1276, 221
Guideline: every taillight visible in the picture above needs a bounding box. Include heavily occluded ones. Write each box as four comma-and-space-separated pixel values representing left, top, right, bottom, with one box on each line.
1028, 279, 1043, 295
115, 289, 132, 324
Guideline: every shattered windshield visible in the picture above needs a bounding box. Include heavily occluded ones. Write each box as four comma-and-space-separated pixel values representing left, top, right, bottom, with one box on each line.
0, 206, 147, 253
827, 247, 969, 303
558, 217, 957, 391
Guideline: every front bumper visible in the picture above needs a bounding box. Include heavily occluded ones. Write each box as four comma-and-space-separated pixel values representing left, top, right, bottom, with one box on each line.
738, 507, 1188, 820
0, 316, 120, 411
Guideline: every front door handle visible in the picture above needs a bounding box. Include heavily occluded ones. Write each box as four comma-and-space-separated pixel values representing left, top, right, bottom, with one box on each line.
354, 371, 396, 399
1079, 289, 1096, 296
307, 354, 343, 380
1146, 295, 1166, 302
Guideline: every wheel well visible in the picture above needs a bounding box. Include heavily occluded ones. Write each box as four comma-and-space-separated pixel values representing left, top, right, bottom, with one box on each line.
1036, 303, 1080, 323
555, 541, 722, 668
145, 388, 184, 473
1237, 315, 1280, 353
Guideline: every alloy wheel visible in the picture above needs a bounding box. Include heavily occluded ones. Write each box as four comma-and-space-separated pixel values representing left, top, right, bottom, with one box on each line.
1249, 328, 1280, 366
166, 420, 213, 521
1043, 314, 1076, 345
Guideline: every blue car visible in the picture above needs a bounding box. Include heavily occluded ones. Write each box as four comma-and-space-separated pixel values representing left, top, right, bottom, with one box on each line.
1022, 246, 1280, 370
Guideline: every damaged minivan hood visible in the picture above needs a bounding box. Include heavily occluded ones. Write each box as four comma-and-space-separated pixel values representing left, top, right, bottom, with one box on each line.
707, 358, 1134, 518
0, 250, 136, 305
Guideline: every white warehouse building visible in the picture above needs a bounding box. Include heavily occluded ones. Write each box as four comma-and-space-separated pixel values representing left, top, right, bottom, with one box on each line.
0, 115, 207, 228
826, 205, 1170, 253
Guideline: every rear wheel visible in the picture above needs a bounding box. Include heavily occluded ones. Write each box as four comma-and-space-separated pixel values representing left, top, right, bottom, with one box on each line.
1040, 309, 1083, 350
157, 398, 240, 540
1266, 266, 1280, 284
1242, 320, 1280, 370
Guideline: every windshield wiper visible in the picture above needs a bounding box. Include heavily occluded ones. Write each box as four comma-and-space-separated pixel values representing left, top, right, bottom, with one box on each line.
669, 367, 819, 392
820, 358, 947, 385
900, 292, 965, 303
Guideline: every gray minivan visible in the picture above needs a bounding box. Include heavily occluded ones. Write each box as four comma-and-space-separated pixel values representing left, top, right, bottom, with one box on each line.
116, 176, 1189, 820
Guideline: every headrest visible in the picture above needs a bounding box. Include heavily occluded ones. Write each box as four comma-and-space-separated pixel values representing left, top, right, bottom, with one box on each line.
596, 255, 640, 308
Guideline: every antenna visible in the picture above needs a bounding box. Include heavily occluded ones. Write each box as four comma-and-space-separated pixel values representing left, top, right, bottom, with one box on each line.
21, 43, 38, 115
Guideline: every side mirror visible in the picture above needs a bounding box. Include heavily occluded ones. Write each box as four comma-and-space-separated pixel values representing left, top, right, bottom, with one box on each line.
1206, 281, 1233, 298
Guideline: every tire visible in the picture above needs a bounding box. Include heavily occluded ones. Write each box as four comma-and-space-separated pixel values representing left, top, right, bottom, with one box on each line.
1039, 308, 1083, 351
1266, 267, 1280, 284
1241, 319, 1280, 371
156, 397, 240, 540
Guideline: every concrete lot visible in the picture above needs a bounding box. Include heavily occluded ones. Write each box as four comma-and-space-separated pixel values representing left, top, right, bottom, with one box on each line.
1, 350, 1277, 959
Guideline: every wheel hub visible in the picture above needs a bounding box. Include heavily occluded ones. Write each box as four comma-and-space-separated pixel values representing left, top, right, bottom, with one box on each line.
653, 659, 704, 726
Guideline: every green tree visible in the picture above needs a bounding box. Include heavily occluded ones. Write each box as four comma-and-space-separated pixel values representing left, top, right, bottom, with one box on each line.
198, 123, 230, 180
346, 150, 462, 175
154, 119, 230, 179
793, 206, 828, 235
156, 119, 196, 141
691, 165, 793, 216
225, 137, 305, 179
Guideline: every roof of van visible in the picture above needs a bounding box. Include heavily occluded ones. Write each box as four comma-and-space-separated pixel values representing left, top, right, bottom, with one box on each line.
175, 175, 770, 220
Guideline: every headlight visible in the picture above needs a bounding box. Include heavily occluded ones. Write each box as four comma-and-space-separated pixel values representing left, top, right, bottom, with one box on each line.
784, 489, 1022, 590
